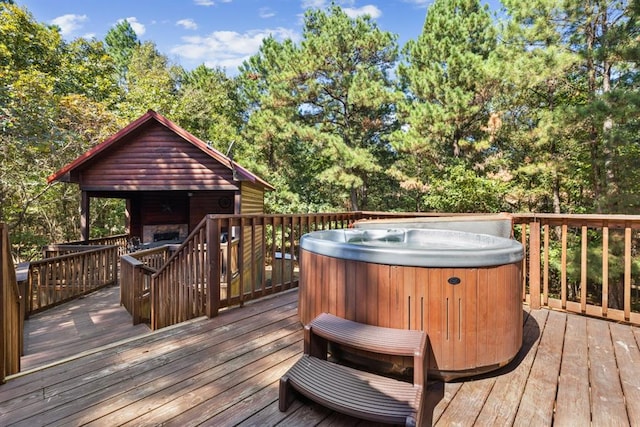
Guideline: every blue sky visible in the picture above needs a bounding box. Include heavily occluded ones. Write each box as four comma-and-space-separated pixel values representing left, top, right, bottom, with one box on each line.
17, 0, 503, 74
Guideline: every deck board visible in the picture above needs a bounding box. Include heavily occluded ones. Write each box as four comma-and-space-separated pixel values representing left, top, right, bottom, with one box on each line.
610, 322, 640, 424
2, 289, 640, 426
588, 316, 628, 426
474, 309, 544, 426
554, 314, 590, 426
513, 308, 564, 425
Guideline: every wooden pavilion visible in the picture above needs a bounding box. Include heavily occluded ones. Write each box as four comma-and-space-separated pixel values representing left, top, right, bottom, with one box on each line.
47, 109, 273, 245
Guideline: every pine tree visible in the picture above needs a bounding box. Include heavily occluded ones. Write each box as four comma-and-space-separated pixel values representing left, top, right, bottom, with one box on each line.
104, 20, 139, 86
240, 5, 399, 211
393, 0, 503, 212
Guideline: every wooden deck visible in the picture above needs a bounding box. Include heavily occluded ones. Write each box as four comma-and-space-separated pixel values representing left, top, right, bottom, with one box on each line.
2, 288, 640, 426
20, 284, 150, 371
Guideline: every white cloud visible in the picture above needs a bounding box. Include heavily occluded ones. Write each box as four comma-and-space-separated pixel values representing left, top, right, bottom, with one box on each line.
194, 0, 215, 5
259, 7, 275, 18
402, 0, 431, 7
170, 27, 299, 72
301, 0, 329, 8
343, 5, 382, 19
119, 17, 146, 36
299, 1, 382, 19
177, 19, 198, 30
50, 14, 88, 37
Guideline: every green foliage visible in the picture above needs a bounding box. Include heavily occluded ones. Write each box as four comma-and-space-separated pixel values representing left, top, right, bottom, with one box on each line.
2, 0, 640, 259
173, 65, 245, 153
58, 38, 121, 106
118, 41, 180, 120
240, 6, 400, 211
104, 19, 139, 83
423, 163, 509, 212
495, 0, 640, 214
391, 0, 502, 213
395, 0, 497, 163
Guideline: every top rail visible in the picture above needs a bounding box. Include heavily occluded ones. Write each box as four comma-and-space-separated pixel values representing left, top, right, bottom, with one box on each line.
57, 234, 129, 256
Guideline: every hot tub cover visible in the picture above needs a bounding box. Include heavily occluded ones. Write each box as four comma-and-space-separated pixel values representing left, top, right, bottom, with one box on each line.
300, 228, 524, 267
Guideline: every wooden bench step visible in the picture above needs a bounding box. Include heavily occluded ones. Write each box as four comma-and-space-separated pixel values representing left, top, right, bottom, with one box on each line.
307, 313, 426, 357
280, 355, 422, 426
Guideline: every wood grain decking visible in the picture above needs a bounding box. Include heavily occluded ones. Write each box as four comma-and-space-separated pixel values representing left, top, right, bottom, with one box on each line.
19, 284, 150, 371
2, 288, 640, 426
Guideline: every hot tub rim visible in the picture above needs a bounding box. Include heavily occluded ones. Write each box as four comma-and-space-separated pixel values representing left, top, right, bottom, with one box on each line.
300, 228, 524, 268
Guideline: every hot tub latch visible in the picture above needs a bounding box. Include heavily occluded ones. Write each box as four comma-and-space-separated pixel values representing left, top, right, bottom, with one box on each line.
448, 277, 461, 285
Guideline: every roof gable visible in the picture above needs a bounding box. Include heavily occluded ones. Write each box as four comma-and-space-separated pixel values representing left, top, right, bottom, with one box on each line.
48, 110, 273, 191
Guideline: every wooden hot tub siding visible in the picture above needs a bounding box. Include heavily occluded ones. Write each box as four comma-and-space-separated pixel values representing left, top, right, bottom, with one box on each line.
299, 250, 523, 380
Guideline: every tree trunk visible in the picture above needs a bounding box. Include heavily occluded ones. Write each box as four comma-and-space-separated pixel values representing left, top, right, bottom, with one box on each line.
350, 186, 359, 211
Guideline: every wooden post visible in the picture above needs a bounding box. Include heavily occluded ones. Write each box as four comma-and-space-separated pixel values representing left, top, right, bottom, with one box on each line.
529, 221, 541, 309
206, 216, 221, 318
580, 226, 588, 313
543, 224, 549, 306
602, 226, 609, 317
80, 191, 90, 242
561, 223, 567, 309
624, 226, 631, 321
1, 226, 5, 384
1, 224, 21, 382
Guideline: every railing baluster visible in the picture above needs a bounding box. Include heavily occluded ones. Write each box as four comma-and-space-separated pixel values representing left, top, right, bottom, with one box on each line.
520, 224, 527, 302
529, 221, 541, 310
602, 226, 609, 317
207, 216, 221, 318
580, 226, 588, 313
561, 223, 568, 309
24, 245, 118, 316
543, 224, 549, 306
624, 225, 632, 321
119, 212, 640, 330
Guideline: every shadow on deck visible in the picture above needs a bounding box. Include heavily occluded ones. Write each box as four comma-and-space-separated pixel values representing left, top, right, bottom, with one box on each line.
2, 289, 640, 426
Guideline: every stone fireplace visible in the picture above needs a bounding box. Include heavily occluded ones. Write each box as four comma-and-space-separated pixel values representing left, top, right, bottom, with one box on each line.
142, 224, 189, 244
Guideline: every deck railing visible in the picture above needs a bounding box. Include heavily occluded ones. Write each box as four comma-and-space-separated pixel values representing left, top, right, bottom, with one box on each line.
3, 211, 640, 381
140, 211, 640, 330
147, 213, 362, 329
513, 214, 640, 324
61, 234, 129, 256
1, 224, 23, 383
120, 245, 175, 325
22, 245, 119, 315
10, 212, 640, 336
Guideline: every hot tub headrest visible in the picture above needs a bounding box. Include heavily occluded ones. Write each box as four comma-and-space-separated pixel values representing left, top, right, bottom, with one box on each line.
354, 213, 513, 239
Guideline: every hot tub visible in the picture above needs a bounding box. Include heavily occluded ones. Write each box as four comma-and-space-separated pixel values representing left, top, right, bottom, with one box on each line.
298, 225, 524, 380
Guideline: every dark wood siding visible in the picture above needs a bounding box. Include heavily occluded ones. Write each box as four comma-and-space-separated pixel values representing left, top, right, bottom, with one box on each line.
78, 123, 238, 191
141, 192, 189, 225
189, 191, 235, 229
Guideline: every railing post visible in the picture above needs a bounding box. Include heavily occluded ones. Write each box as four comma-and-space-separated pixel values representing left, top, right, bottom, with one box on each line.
1, 224, 21, 382
207, 216, 221, 318
150, 274, 157, 330
529, 221, 541, 309
624, 226, 632, 321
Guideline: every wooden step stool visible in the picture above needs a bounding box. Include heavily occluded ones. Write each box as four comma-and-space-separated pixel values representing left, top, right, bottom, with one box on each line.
280, 313, 427, 426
